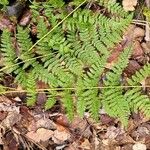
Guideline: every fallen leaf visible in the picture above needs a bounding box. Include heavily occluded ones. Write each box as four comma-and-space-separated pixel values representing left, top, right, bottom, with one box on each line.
124, 60, 141, 76
131, 126, 149, 141
0, 95, 12, 104
141, 42, 150, 54
132, 143, 146, 150
100, 114, 115, 125
4, 131, 19, 150
122, 0, 137, 11
36, 93, 47, 105
13, 97, 22, 102
0, 15, 14, 32
79, 139, 91, 150
36, 118, 56, 130
116, 134, 135, 145
52, 129, 70, 144
0, 132, 3, 145
124, 25, 145, 41
0, 111, 8, 121
0, 103, 20, 113
1, 111, 22, 128
122, 144, 133, 150
26, 128, 54, 143
132, 41, 144, 58
105, 126, 125, 139
20, 106, 36, 131
107, 44, 123, 63
55, 115, 70, 127
70, 117, 92, 138
145, 77, 150, 96
19, 10, 31, 26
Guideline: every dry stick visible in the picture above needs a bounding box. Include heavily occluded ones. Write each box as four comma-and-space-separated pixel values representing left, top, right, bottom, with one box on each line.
145, 0, 150, 41
0, 0, 87, 72
1, 85, 150, 95
132, 19, 150, 26
133, 19, 148, 23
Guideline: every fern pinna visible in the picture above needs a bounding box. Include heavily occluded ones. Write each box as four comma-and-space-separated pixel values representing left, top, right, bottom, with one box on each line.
0, 0, 149, 126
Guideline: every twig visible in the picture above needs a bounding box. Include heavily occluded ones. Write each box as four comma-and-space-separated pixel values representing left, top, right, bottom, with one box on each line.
145, 0, 150, 41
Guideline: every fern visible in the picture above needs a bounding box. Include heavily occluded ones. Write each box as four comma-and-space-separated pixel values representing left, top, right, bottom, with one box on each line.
26, 71, 37, 106
1, 0, 146, 126
102, 47, 132, 126
124, 63, 150, 118
62, 90, 74, 121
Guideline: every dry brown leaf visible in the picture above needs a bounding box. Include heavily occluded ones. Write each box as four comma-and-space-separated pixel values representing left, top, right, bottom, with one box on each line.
105, 126, 125, 139
26, 128, 54, 143
0, 132, 3, 145
70, 117, 92, 138
141, 42, 150, 54
124, 25, 145, 41
0, 15, 14, 32
132, 41, 144, 58
124, 60, 141, 76
0, 103, 20, 113
107, 44, 123, 63
100, 114, 115, 125
19, 10, 31, 26
36, 118, 56, 130
122, 0, 137, 11
0, 95, 12, 104
0, 111, 8, 121
55, 115, 70, 127
79, 139, 91, 150
122, 144, 133, 150
1, 111, 22, 128
52, 129, 70, 144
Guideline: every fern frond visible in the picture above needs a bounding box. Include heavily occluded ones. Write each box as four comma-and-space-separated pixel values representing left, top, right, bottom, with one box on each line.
1, 30, 19, 73
76, 77, 86, 117
77, 55, 107, 120
127, 63, 150, 85
26, 72, 37, 106
61, 54, 83, 76
98, 0, 128, 17
0, 73, 5, 93
124, 88, 150, 117
16, 26, 36, 69
36, 18, 74, 86
102, 47, 132, 126
62, 90, 74, 120
0, 0, 135, 125
32, 63, 59, 87
125, 63, 150, 118
45, 93, 57, 110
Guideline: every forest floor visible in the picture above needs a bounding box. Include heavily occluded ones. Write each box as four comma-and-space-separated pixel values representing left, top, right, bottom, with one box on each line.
0, 0, 150, 150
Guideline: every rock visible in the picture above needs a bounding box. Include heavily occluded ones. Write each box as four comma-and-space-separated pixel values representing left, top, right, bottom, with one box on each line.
124, 60, 141, 76
132, 41, 144, 58
122, 0, 137, 11
141, 42, 150, 54
124, 25, 145, 41
132, 143, 146, 150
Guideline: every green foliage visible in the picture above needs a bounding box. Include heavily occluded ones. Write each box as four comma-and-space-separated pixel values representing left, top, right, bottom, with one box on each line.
0, 0, 8, 6
0, 0, 150, 126
125, 64, 150, 118
26, 71, 37, 106
102, 47, 132, 126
